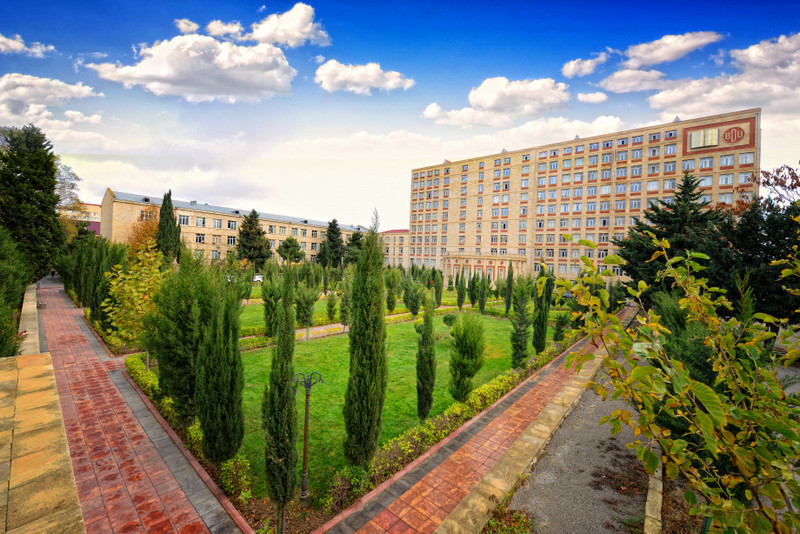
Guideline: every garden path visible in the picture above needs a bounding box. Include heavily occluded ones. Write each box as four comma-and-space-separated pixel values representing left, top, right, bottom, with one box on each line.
318, 305, 639, 534
38, 279, 241, 534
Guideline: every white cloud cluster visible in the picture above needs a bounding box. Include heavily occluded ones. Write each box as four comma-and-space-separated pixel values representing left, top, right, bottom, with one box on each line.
0, 32, 55, 57
562, 52, 608, 78
249, 2, 330, 47
207, 20, 243, 38
174, 19, 199, 34
599, 69, 672, 93
315, 60, 414, 95
422, 77, 569, 128
622, 31, 723, 69
88, 35, 296, 102
577, 92, 608, 103
64, 110, 102, 124
0, 73, 100, 125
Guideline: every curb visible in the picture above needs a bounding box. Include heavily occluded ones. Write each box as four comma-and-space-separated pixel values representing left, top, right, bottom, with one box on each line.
644, 450, 664, 534
120, 370, 255, 534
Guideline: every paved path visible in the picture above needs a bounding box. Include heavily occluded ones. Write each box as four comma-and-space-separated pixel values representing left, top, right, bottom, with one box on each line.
39, 282, 240, 534
321, 306, 638, 533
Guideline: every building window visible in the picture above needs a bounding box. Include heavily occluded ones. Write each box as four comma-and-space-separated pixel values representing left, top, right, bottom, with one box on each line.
664, 161, 676, 173
740, 152, 755, 165
739, 171, 753, 183
213, 218, 222, 228
196, 234, 205, 243
228, 220, 237, 230
588, 155, 598, 165
664, 143, 677, 155
664, 179, 676, 189
179, 214, 190, 225
211, 250, 220, 259
720, 155, 734, 167
227, 235, 236, 245
196, 217, 206, 227
682, 160, 695, 171
719, 173, 734, 185
648, 163, 660, 174
719, 192, 733, 204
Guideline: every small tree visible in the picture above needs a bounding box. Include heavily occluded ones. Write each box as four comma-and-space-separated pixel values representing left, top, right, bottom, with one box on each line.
531, 268, 554, 354
262, 276, 281, 338
156, 190, 181, 266
468, 272, 479, 308
510, 278, 531, 369
477, 275, 489, 313
262, 271, 297, 534
449, 313, 485, 402
326, 292, 338, 323
403, 277, 422, 317
195, 272, 244, 465
237, 209, 272, 271
128, 207, 159, 252
433, 270, 444, 307
384, 267, 401, 313
318, 219, 345, 268
344, 231, 364, 264
504, 264, 514, 316
295, 282, 319, 339
456, 270, 467, 311
276, 236, 304, 264
339, 265, 354, 331
416, 296, 436, 423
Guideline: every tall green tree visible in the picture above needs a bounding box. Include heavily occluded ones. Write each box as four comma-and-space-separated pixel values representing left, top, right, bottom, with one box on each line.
0, 226, 32, 310
236, 209, 272, 271
262, 275, 281, 337
343, 227, 387, 468
531, 268, 554, 354
384, 267, 401, 313
195, 272, 244, 465
295, 282, 319, 339
449, 312, 485, 402
504, 264, 514, 316
276, 236, 304, 264
0, 125, 64, 279
510, 278, 531, 369
339, 265, 354, 330
477, 275, 489, 313
262, 271, 297, 534
318, 219, 344, 268
156, 190, 181, 266
456, 269, 466, 311
433, 270, 443, 307
468, 272, 479, 308
343, 231, 364, 264
416, 296, 435, 423
403, 277, 422, 317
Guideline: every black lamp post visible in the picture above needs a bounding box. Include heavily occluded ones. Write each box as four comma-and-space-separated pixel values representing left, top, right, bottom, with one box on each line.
294, 371, 323, 505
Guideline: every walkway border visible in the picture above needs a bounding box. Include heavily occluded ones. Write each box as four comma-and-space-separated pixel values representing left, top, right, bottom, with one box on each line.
17, 284, 39, 356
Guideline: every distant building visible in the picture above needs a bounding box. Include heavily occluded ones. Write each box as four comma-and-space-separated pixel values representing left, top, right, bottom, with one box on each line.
407, 108, 761, 281
100, 189, 366, 261
381, 229, 409, 267
59, 202, 102, 235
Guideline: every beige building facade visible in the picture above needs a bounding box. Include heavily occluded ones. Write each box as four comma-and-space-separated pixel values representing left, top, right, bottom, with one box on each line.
381, 229, 410, 267
408, 108, 761, 281
100, 189, 366, 261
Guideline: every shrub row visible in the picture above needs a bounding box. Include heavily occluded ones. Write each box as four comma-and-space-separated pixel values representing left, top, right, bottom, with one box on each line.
325, 329, 582, 512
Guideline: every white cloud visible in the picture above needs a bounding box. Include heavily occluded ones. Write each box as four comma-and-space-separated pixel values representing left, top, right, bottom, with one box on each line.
206, 20, 243, 38
87, 34, 296, 103
598, 69, 672, 93
64, 110, 102, 124
0, 32, 55, 57
422, 77, 569, 128
314, 54, 325, 64
174, 19, 199, 34
249, 2, 330, 47
314, 59, 414, 95
577, 92, 608, 103
562, 52, 608, 78
622, 31, 723, 69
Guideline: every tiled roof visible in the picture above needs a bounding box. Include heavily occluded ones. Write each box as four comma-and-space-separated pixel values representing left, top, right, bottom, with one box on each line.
110, 190, 366, 232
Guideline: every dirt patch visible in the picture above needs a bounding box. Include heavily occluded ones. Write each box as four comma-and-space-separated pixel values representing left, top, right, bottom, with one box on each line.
662, 475, 704, 534
588, 438, 648, 533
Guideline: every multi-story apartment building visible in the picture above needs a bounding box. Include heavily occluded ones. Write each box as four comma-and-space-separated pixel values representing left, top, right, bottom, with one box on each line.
408, 108, 760, 281
58, 202, 102, 234
381, 229, 410, 267
100, 189, 366, 261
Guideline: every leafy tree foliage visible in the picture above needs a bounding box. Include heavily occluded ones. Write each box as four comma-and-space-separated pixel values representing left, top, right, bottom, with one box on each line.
510, 278, 530, 369
505, 264, 514, 316
477, 275, 489, 313
318, 219, 344, 268
195, 271, 244, 465
384, 267, 401, 313
326, 292, 338, 323
456, 269, 466, 311
0, 227, 30, 358
343, 229, 387, 467
0, 125, 64, 279
339, 265, 354, 330
295, 282, 319, 338
344, 231, 364, 264
449, 312, 485, 402
55, 160, 85, 243
403, 277, 422, 317
128, 207, 159, 252
433, 269, 443, 307
531, 269, 554, 354
262, 271, 297, 533
416, 297, 436, 422
156, 190, 181, 266
262, 276, 281, 337
237, 209, 272, 271
276, 236, 304, 264
468, 272, 479, 308
757, 162, 800, 205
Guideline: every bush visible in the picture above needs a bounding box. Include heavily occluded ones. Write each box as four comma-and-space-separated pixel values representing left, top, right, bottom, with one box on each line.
553, 312, 570, 342
240, 325, 267, 338
442, 313, 457, 327
125, 353, 161, 397
0, 301, 23, 358
219, 453, 252, 497
449, 313, 485, 402
185, 419, 203, 458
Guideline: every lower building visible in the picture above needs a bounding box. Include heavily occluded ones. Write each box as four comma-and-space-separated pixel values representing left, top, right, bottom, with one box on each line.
59, 202, 102, 235
381, 229, 410, 267
100, 189, 366, 261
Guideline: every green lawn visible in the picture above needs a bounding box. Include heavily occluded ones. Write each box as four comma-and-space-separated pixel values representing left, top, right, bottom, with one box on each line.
241, 312, 545, 502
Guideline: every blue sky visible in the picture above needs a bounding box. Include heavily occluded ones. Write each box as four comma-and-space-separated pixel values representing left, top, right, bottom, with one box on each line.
1, 1, 798, 229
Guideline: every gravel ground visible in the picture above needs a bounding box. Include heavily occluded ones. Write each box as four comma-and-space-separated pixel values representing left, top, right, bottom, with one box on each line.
509, 383, 646, 533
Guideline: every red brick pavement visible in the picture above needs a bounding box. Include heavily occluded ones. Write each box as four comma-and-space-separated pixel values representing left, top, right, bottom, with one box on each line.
40, 288, 209, 534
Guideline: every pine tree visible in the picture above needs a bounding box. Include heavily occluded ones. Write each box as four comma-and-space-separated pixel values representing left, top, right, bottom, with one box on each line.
195, 272, 244, 464
0, 125, 64, 280
504, 264, 514, 317
531, 269, 554, 354
237, 209, 272, 271
319, 219, 344, 268
384, 267, 401, 313
295, 282, 319, 339
449, 313, 485, 402
416, 296, 436, 423
262, 276, 281, 337
262, 271, 297, 534
433, 270, 443, 307
339, 266, 354, 330
456, 269, 466, 311
403, 277, 421, 317
343, 228, 387, 467
478, 275, 489, 313
326, 292, 338, 323
344, 231, 364, 264
510, 278, 531, 369
468, 272, 479, 308
156, 190, 181, 266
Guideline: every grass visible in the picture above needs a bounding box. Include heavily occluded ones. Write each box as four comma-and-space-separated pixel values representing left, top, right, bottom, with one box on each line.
241, 312, 541, 502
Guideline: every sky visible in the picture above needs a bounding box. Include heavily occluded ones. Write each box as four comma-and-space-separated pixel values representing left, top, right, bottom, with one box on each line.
1, 1, 799, 230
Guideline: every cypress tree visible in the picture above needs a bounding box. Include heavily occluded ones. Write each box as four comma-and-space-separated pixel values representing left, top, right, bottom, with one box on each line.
320, 219, 345, 268
343, 228, 387, 467
262, 271, 297, 534
326, 292, 338, 323
295, 282, 318, 339
468, 272, 479, 308
384, 267, 401, 313
237, 209, 272, 271
262, 276, 281, 337
510, 278, 531, 369
195, 272, 244, 464
449, 312, 485, 402
156, 190, 181, 266
456, 269, 466, 311
339, 266, 353, 330
403, 277, 421, 317
478, 275, 489, 313
416, 296, 436, 423
504, 264, 514, 317
433, 270, 444, 307
532, 269, 554, 354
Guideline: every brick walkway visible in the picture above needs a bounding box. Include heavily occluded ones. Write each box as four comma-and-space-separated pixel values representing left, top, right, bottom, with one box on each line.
322, 306, 638, 533
39, 286, 221, 534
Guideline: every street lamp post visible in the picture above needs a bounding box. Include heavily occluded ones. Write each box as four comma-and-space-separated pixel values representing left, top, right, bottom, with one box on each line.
294, 371, 323, 506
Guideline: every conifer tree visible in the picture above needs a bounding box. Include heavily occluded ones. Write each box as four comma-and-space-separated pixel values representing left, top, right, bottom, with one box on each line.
510, 278, 531, 368
478, 275, 489, 313
433, 270, 444, 307
343, 227, 387, 468
326, 292, 338, 323
295, 282, 319, 339
531, 269, 554, 354
319, 219, 344, 267
504, 264, 514, 316
468, 272, 479, 308
384, 267, 401, 313
262, 271, 297, 534
416, 296, 436, 423
449, 313, 485, 402
195, 273, 244, 464
156, 190, 181, 266
339, 266, 354, 331
237, 209, 272, 271
403, 277, 422, 317
456, 269, 467, 311
262, 276, 281, 337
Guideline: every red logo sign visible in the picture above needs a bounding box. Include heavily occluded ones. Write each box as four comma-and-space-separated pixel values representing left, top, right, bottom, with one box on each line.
723, 126, 746, 144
